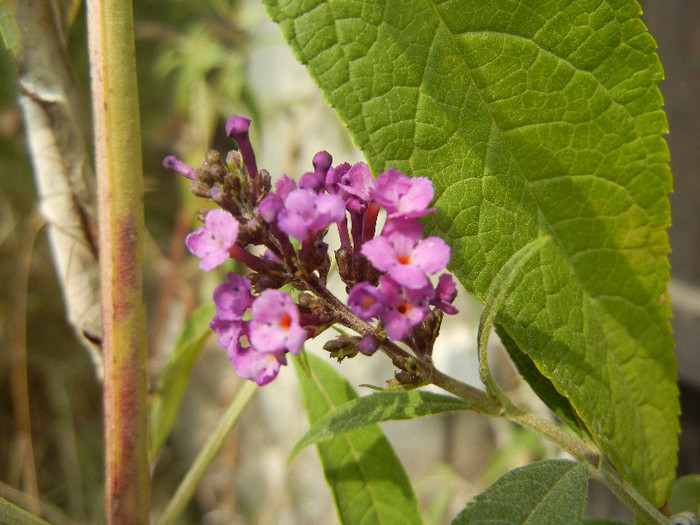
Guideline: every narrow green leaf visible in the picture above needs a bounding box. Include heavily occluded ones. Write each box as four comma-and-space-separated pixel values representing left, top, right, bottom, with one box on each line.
452, 459, 587, 525
583, 518, 627, 525
149, 302, 216, 458
0, 0, 19, 53
263, 0, 678, 505
294, 353, 424, 525
290, 389, 473, 460
0, 497, 51, 525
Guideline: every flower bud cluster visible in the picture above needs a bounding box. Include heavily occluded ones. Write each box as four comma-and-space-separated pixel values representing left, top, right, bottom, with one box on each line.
164, 115, 458, 385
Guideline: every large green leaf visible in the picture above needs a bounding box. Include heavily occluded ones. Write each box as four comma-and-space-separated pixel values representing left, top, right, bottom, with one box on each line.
264, 0, 678, 506
452, 459, 588, 524
294, 354, 423, 525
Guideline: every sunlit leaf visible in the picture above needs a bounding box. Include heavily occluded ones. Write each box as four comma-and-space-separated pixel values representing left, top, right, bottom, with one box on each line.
264, 0, 678, 505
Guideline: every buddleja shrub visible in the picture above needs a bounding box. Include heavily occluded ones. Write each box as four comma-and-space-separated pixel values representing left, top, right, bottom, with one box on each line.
162, 1, 692, 524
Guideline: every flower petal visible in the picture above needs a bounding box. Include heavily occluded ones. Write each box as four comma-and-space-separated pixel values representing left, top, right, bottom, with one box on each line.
361, 237, 398, 272
412, 237, 450, 274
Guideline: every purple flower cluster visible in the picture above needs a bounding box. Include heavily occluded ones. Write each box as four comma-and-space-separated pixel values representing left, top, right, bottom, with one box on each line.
344, 173, 458, 340
209, 273, 305, 385
164, 115, 458, 386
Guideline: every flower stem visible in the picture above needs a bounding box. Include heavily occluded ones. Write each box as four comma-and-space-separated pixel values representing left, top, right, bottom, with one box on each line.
86, 1, 149, 523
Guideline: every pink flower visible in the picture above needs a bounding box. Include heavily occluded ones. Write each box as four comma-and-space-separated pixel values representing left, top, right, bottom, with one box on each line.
248, 290, 307, 354
338, 162, 375, 212
431, 274, 459, 315
185, 209, 239, 271
348, 282, 386, 320
212, 273, 253, 321
210, 316, 245, 352
378, 276, 433, 340
362, 219, 450, 289
371, 168, 435, 219
299, 151, 333, 192
277, 189, 346, 241
229, 344, 284, 386
258, 175, 298, 223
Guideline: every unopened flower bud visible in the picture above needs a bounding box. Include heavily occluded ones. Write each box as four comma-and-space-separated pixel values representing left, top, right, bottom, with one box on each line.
206, 149, 222, 165
358, 334, 379, 356
323, 335, 360, 362
335, 247, 354, 286
411, 309, 443, 357
163, 155, 196, 180
225, 115, 258, 176
226, 150, 245, 173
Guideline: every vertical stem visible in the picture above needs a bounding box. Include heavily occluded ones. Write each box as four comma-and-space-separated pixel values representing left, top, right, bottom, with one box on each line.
86, 1, 149, 523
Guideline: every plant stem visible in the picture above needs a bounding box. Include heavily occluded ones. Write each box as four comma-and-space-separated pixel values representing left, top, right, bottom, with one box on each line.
304, 267, 667, 523
156, 381, 258, 525
86, 1, 149, 523
429, 367, 670, 524
588, 462, 671, 525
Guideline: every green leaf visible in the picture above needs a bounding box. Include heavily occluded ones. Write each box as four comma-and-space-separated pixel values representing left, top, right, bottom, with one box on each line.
149, 302, 216, 458
290, 389, 473, 460
263, 0, 678, 506
452, 459, 587, 525
0, 0, 19, 53
477, 235, 582, 429
496, 327, 582, 432
477, 235, 550, 399
0, 497, 51, 525
294, 354, 424, 525
583, 518, 627, 525
668, 475, 700, 517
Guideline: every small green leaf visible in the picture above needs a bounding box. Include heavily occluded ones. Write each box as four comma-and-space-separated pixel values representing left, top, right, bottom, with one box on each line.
0, 497, 51, 525
149, 302, 216, 458
294, 353, 424, 525
668, 475, 700, 517
452, 459, 587, 525
290, 389, 473, 460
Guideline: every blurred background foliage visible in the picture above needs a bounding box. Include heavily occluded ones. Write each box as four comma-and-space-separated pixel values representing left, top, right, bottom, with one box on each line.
1, 0, 698, 524
0, 0, 259, 522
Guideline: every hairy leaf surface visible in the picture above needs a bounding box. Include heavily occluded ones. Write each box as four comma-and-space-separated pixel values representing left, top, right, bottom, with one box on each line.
452, 460, 587, 525
264, 0, 678, 505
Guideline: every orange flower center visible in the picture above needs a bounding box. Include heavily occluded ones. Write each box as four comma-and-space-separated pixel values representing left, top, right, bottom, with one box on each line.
279, 313, 292, 330
397, 254, 411, 265
397, 303, 411, 315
